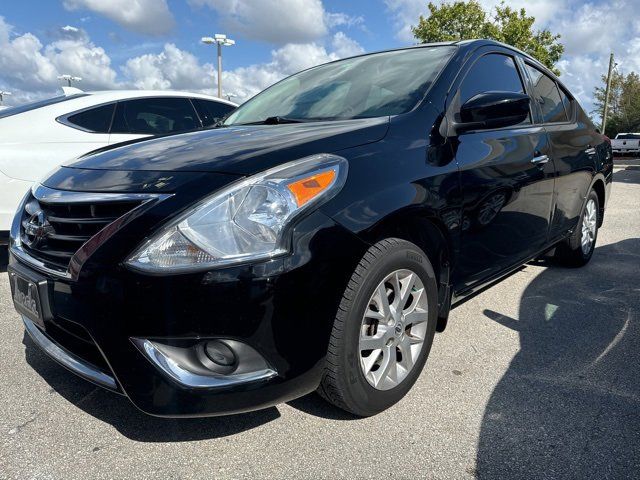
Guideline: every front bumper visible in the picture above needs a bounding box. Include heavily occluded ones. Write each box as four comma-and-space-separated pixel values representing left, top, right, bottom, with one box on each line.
23, 315, 118, 390
10, 210, 367, 417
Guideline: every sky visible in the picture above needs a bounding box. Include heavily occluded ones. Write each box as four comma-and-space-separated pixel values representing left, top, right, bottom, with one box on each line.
0, 0, 638, 120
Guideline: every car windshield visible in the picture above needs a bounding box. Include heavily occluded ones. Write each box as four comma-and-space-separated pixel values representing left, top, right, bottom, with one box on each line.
617, 134, 640, 139
224, 46, 456, 126
0, 94, 88, 120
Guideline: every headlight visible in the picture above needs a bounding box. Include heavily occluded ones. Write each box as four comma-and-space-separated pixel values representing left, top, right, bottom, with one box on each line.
126, 153, 347, 273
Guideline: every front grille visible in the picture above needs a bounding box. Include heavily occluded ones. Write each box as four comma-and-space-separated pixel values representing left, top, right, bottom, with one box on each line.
19, 188, 145, 270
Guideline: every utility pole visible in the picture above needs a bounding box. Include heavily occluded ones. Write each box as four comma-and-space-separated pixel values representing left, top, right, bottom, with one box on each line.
601, 53, 615, 134
201, 34, 235, 99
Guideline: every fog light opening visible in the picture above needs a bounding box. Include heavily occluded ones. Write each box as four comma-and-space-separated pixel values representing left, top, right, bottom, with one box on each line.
196, 340, 238, 374
131, 337, 277, 389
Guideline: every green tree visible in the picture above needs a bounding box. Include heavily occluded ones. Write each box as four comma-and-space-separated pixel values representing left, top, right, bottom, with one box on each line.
412, 1, 564, 75
593, 70, 640, 136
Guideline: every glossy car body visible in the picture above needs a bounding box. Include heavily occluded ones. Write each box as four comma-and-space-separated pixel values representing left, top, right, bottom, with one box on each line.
0, 90, 236, 242
9, 40, 612, 417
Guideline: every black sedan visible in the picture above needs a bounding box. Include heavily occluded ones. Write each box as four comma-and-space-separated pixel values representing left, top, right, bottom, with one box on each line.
8, 39, 612, 417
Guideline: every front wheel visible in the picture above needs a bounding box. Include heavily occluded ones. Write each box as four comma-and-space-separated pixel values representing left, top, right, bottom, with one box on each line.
318, 238, 438, 416
555, 189, 599, 267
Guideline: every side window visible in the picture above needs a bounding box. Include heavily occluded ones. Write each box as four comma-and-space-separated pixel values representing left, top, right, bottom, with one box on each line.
192, 99, 235, 127
458, 53, 530, 125
66, 103, 115, 133
524, 64, 568, 123
111, 98, 199, 135
558, 85, 573, 119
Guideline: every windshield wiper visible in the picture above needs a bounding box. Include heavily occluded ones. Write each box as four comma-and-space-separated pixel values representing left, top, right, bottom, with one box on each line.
235, 116, 308, 126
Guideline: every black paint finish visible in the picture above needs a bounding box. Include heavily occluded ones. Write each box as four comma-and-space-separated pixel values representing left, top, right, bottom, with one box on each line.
9, 40, 612, 416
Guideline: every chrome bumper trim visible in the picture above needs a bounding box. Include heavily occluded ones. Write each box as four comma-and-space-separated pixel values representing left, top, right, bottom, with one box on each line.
23, 316, 118, 390
132, 338, 277, 389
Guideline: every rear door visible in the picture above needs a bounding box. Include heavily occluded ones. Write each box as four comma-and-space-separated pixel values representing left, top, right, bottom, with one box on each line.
522, 63, 600, 239
451, 49, 556, 291
108, 97, 201, 145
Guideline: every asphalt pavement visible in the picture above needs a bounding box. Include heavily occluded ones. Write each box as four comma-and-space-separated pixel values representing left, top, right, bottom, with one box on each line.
1, 163, 639, 479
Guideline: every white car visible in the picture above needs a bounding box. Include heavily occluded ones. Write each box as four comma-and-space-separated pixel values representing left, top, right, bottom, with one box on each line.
611, 132, 640, 155
0, 90, 236, 244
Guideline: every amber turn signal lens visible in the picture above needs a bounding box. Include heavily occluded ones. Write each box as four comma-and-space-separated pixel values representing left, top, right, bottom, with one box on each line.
287, 169, 336, 207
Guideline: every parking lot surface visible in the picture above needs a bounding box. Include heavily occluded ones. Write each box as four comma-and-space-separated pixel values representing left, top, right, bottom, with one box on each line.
1, 163, 639, 479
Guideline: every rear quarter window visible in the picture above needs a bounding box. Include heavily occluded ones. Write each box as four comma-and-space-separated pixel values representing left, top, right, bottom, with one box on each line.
192, 99, 235, 127
524, 64, 568, 123
65, 103, 115, 133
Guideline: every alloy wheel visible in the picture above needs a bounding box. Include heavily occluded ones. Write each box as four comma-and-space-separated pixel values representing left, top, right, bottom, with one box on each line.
581, 198, 597, 255
359, 269, 429, 391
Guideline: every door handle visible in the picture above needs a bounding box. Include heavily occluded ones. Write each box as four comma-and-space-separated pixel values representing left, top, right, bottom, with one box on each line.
531, 154, 549, 165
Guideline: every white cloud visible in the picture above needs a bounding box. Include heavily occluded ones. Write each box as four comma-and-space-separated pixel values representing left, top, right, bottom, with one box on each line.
123, 33, 364, 102
331, 32, 365, 58
0, 17, 118, 104
62, 0, 175, 36
550, 0, 638, 121
189, 0, 327, 43
122, 43, 215, 91
0, 11, 365, 107
383, 0, 424, 43
325, 12, 365, 29
189, 0, 364, 44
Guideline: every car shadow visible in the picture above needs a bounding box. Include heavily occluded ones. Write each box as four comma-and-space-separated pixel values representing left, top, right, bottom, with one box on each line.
476, 238, 640, 478
22, 333, 281, 442
614, 167, 640, 185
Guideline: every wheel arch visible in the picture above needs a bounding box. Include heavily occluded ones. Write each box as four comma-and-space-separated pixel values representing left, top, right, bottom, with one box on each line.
590, 176, 606, 227
359, 209, 454, 331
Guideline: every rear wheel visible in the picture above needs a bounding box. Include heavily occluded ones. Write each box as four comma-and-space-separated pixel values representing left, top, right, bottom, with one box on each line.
318, 238, 438, 416
555, 190, 599, 267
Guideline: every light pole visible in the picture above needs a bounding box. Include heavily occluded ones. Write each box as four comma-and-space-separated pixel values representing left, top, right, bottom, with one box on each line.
202, 34, 235, 99
0, 91, 11, 105
57, 74, 83, 87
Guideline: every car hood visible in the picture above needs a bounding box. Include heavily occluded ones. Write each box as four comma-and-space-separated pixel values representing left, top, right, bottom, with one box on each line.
65, 118, 389, 175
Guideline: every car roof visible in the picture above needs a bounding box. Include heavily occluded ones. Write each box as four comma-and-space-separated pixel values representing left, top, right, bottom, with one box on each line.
300, 39, 547, 79
386, 39, 541, 66
82, 90, 237, 106
0, 90, 238, 122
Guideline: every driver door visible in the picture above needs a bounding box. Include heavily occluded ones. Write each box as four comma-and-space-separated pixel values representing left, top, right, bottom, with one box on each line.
451, 51, 555, 291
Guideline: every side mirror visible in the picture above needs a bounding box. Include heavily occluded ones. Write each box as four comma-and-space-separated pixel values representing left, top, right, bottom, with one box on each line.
455, 91, 530, 134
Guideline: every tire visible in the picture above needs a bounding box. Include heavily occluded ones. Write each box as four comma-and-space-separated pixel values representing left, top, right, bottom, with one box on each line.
555, 189, 599, 267
318, 238, 438, 416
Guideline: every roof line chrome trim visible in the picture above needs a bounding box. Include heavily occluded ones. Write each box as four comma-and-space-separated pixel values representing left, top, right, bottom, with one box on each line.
23, 316, 119, 391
